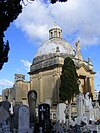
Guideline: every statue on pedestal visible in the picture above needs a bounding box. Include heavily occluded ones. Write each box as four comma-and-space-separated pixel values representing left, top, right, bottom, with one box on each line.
75, 40, 83, 60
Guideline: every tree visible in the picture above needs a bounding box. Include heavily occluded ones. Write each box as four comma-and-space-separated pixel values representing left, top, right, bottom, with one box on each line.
59, 57, 79, 120
0, 0, 68, 70
0, 0, 22, 70
59, 57, 79, 103
0, 39, 10, 70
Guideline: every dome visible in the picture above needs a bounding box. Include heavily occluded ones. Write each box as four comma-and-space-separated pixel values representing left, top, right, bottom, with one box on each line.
35, 23, 75, 58
35, 38, 75, 57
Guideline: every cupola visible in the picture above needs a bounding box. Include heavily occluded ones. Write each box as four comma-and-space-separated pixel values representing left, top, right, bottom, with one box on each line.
49, 22, 62, 39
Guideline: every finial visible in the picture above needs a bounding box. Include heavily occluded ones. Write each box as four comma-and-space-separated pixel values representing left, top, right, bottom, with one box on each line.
53, 21, 57, 26
51, 22, 61, 30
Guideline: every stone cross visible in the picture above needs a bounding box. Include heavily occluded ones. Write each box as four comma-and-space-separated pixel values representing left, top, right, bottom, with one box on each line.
40, 106, 46, 120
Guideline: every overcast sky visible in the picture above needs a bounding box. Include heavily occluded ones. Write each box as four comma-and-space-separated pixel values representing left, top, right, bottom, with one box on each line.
0, 0, 100, 94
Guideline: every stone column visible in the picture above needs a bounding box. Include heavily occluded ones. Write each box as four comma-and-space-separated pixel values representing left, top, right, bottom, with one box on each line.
87, 77, 91, 93
90, 77, 95, 99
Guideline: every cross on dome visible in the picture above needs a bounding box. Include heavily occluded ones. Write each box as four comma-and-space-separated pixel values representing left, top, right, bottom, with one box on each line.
51, 22, 62, 30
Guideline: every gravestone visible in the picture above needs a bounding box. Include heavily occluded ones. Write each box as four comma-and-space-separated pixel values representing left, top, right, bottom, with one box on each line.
76, 93, 85, 117
56, 103, 66, 123
85, 92, 95, 121
2, 96, 11, 112
18, 105, 33, 133
38, 103, 51, 132
28, 90, 37, 125
94, 102, 100, 120
76, 93, 85, 125
0, 106, 9, 124
12, 104, 20, 130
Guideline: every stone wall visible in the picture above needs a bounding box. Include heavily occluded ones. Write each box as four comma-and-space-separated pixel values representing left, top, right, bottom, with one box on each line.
30, 67, 61, 105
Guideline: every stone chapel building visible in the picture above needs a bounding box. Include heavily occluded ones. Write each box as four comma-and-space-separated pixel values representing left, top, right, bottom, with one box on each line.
29, 23, 95, 105
2, 23, 95, 106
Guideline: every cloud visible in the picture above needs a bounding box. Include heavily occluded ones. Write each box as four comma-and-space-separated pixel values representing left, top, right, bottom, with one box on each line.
15, 0, 100, 46
21, 59, 31, 71
0, 79, 14, 88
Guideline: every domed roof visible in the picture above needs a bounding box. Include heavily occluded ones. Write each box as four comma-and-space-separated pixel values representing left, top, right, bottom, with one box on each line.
35, 38, 75, 57
35, 23, 75, 58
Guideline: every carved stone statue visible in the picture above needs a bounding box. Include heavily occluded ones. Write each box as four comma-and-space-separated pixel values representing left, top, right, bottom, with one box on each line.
27, 90, 37, 125
76, 40, 80, 51
85, 92, 92, 108
75, 40, 83, 60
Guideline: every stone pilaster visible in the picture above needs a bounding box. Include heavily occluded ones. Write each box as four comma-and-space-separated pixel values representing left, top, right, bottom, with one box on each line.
38, 73, 43, 103
90, 77, 95, 99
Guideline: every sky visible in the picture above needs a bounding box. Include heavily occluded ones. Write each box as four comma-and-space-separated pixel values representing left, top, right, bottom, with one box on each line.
0, 0, 100, 94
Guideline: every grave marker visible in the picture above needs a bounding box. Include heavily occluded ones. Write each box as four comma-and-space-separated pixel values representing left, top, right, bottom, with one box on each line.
18, 105, 33, 133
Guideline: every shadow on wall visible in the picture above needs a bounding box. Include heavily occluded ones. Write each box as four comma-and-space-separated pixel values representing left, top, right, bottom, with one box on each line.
51, 78, 60, 105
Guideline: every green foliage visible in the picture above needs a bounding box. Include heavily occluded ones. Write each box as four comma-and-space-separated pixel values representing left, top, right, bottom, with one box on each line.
0, 35, 10, 70
0, 0, 22, 70
59, 57, 80, 103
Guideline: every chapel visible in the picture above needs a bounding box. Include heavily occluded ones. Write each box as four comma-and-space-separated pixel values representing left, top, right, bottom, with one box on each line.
28, 23, 95, 106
